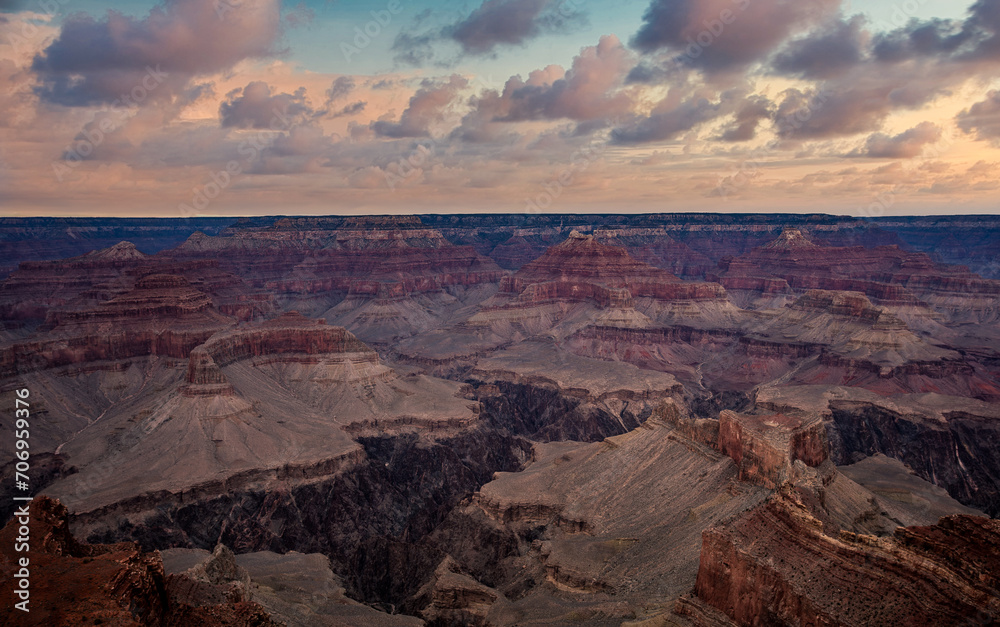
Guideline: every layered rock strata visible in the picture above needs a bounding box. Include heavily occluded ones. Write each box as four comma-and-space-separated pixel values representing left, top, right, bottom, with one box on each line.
680, 492, 1000, 626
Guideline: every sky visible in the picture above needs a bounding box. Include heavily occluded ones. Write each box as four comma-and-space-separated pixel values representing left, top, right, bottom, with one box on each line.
0, 0, 999, 217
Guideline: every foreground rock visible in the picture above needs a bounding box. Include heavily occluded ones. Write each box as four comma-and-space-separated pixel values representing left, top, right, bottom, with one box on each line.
678, 491, 1000, 626
0, 496, 279, 626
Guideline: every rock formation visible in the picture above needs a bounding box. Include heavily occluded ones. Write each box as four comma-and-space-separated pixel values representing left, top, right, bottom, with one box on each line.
0, 496, 280, 626
467, 232, 735, 341
716, 409, 827, 488
680, 492, 1000, 626
0, 272, 234, 379
164, 218, 506, 342
42, 312, 479, 516
711, 227, 1000, 325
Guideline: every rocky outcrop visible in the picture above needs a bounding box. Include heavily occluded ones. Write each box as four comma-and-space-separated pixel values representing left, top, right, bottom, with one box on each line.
717, 410, 828, 488
499, 231, 680, 291
464, 340, 682, 441
162, 547, 426, 627
492, 231, 725, 305
181, 311, 390, 396
683, 492, 1000, 626
0, 496, 279, 626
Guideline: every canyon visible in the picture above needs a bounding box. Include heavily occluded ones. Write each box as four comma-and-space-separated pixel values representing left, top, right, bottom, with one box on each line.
1, 213, 998, 626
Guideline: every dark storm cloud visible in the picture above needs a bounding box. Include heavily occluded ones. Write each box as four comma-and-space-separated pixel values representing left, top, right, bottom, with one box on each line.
957, 91, 1000, 140
31, 0, 280, 106
860, 121, 942, 158
771, 16, 867, 79
629, 0, 839, 71
219, 82, 314, 129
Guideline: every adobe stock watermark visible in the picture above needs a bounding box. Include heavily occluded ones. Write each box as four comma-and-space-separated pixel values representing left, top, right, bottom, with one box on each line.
524, 138, 608, 213
51, 65, 168, 182
341, 0, 404, 62
715, 89, 833, 198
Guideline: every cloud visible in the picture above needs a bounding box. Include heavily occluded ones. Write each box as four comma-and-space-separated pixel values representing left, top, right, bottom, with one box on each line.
392, 0, 586, 66
611, 88, 728, 144
859, 121, 942, 158
219, 82, 314, 129
283, 2, 314, 28
326, 76, 355, 102
630, 0, 839, 71
370, 74, 468, 138
499, 35, 633, 122
330, 100, 367, 118
247, 123, 340, 174
717, 94, 773, 141
31, 0, 280, 106
871, 18, 970, 62
761, 2, 1000, 142
956, 90, 1000, 140
391, 29, 439, 67
450, 0, 585, 55
772, 58, 954, 141
771, 15, 867, 79
773, 86, 881, 139
447, 36, 634, 145
871, 1, 1000, 65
